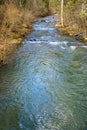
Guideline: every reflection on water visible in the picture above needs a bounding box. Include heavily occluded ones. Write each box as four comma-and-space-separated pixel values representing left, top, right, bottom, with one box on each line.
0, 15, 87, 130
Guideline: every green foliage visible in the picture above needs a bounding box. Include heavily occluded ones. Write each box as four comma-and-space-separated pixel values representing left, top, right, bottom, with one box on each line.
21, 0, 27, 6
19, 0, 27, 6
54, 0, 60, 6
79, 10, 87, 19
66, 0, 76, 5
44, 0, 49, 8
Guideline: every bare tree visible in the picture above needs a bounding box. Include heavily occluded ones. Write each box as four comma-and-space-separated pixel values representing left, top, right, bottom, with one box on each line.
61, 0, 64, 26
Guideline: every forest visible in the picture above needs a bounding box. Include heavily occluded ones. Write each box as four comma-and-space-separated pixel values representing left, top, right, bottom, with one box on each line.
0, 0, 87, 66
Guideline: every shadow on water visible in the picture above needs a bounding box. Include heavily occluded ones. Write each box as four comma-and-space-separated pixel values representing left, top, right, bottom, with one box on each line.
0, 15, 87, 130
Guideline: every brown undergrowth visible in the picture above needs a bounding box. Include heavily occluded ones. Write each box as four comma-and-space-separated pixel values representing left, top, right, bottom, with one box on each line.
0, 2, 50, 67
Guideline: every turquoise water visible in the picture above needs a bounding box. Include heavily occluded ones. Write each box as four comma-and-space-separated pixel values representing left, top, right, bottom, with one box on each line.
0, 15, 87, 130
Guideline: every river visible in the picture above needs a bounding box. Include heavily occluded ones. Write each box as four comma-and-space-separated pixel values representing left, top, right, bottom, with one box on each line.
0, 15, 87, 130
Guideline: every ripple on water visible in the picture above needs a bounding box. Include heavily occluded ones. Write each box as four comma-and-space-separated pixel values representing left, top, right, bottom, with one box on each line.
0, 15, 87, 130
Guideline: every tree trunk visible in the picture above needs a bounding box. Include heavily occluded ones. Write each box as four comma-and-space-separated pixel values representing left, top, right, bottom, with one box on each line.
61, 0, 64, 27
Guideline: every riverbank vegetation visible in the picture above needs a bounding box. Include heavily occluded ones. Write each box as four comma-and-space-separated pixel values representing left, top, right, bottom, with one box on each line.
56, 0, 87, 43
0, 0, 87, 66
0, 0, 52, 66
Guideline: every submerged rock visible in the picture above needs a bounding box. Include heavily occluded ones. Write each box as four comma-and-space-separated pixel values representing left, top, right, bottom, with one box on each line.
74, 33, 84, 40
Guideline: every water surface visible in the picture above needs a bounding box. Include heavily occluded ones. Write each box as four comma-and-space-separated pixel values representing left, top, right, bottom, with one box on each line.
0, 15, 87, 130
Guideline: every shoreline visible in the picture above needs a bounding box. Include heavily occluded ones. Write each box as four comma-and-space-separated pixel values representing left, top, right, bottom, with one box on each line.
1, 11, 86, 67
0, 8, 50, 67
55, 24, 87, 44
0, 24, 33, 67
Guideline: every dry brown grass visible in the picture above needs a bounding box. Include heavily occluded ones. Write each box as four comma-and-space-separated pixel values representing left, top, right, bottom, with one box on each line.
0, 3, 34, 66
0, 43, 20, 66
0, 1, 50, 66
32, 6, 50, 18
5, 3, 19, 26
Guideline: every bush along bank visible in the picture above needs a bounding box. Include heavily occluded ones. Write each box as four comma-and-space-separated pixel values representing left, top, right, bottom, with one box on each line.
56, 0, 87, 44
0, 0, 51, 67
